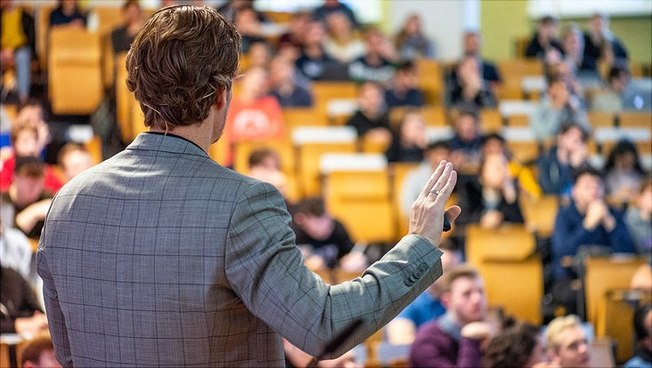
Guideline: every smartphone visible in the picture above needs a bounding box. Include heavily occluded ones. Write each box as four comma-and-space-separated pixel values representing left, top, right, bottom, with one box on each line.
443, 213, 451, 232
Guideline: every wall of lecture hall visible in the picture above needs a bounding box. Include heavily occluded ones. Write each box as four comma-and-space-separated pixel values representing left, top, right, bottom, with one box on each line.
480, 0, 652, 64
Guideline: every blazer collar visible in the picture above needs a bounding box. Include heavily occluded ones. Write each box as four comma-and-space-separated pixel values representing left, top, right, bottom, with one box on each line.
126, 132, 208, 158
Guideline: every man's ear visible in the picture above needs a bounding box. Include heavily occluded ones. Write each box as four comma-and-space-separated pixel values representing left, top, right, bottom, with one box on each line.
214, 88, 229, 110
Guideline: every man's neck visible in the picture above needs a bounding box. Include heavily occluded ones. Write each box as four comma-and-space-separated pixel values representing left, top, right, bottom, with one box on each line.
149, 123, 213, 153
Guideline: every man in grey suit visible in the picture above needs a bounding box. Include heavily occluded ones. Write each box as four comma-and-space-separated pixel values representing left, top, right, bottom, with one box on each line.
37, 5, 461, 367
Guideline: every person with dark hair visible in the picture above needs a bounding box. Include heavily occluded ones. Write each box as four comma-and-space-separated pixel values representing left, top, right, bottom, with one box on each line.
446, 55, 498, 109
448, 109, 483, 173
312, 0, 358, 28
591, 65, 631, 113
537, 124, 590, 197
1, 156, 53, 239
551, 167, 635, 314
457, 152, 525, 229
625, 304, 652, 368
603, 139, 646, 204
21, 334, 61, 368
48, 0, 86, 28
385, 61, 425, 108
483, 322, 545, 368
37, 5, 461, 366
581, 13, 629, 74
482, 133, 542, 200
385, 109, 427, 163
110, 0, 145, 54
295, 20, 335, 80
530, 75, 589, 142
246, 148, 288, 198
525, 16, 563, 60
269, 55, 313, 107
460, 31, 501, 87
394, 13, 435, 60
0, 266, 48, 335
346, 81, 392, 144
291, 197, 358, 271
0, 0, 36, 104
348, 27, 397, 84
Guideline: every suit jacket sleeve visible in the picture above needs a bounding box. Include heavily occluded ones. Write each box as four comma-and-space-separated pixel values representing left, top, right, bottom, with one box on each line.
225, 181, 443, 358
37, 232, 74, 367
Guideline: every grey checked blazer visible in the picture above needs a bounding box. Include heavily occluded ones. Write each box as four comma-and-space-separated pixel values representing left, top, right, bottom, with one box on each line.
37, 133, 443, 367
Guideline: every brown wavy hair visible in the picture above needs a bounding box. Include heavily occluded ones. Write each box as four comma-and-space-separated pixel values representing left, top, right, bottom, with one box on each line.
126, 5, 241, 130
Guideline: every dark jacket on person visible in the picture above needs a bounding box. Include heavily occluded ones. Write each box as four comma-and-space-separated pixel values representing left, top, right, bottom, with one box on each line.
346, 110, 391, 137
0, 266, 42, 333
456, 177, 525, 227
525, 33, 563, 59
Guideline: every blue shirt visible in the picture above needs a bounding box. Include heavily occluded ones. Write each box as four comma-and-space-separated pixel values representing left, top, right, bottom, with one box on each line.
397, 291, 445, 328
552, 200, 635, 280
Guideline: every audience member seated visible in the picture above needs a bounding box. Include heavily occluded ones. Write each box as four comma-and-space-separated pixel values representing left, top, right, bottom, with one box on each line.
446, 55, 498, 109
291, 197, 365, 272
603, 139, 647, 205
394, 13, 435, 60
544, 315, 591, 368
277, 11, 310, 59
346, 81, 391, 146
247, 40, 273, 69
1, 156, 54, 239
0, 1, 35, 104
57, 142, 93, 183
246, 148, 288, 199
216, 0, 267, 23
223, 66, 284, 166
530, 75, 589, 143
457, 152, 525, 230
269, 56, 313, 108
21, 334, 62, 368
1, 122, 62, 194
0, 266, 48, 335
323, 12, 365, 64
384, 61, 424, 108
401, 140, 451, 215
385, 109, 427, 163
295, 20, 335, 80
458, 31, 501, 90
590, 65, 630, 113
537, 124, 589, 197
312, 0, 358, 28
581, 13, 629, 75
348, 27, 397, 84
551, 167, 635, 315
546, 60, 584, 101
48, 0, 87, 28
483, 322, 546, 368
284, 338, 361, 368
625, 181, 652, 255
0, 219, 32, 280
448, 109, 483, 173
558, 24, 584, 75
110, 0, 145, 54
625, 305, 652, 368
409, 265, 492, 368
386, 241, 461, 345
525, 16, 563, 60
482, 133, 542, 200
233, 7, 266, 53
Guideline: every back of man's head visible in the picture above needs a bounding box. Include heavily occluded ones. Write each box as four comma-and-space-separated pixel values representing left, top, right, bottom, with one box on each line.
14, 156, 45, 178
126, 5, 241, 130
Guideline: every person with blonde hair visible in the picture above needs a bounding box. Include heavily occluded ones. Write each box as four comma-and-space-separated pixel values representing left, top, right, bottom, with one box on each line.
544, 315, 591, 367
